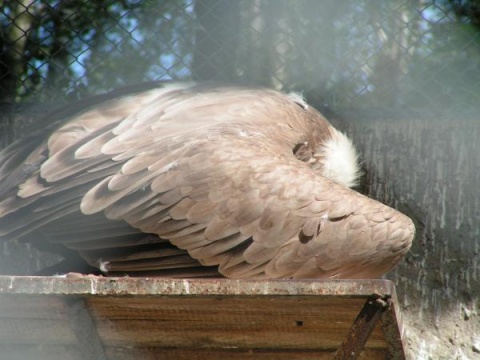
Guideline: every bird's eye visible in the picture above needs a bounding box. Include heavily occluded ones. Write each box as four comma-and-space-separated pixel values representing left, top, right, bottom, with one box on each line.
292, 143, 304, 155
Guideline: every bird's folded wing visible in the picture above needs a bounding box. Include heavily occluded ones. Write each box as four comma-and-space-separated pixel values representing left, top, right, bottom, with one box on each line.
77, 129, 413, 279
0, 84, 414, 278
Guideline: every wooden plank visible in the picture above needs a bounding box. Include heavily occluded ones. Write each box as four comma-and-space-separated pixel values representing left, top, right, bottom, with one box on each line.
0, 276, 406, 359
65, 297, 108, 360
0, 276, 395, 297
87, 295, 367, 320
0, 295, 67, 319
381, 293, 408, 359
0, 345, 84, 360
104, 346, 388, 360
94, 319, 384, 349
0, 318, 76, 345
86, 295, 386, 350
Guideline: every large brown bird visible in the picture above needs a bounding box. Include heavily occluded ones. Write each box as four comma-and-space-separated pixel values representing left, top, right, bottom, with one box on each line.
0, 83, 414, 278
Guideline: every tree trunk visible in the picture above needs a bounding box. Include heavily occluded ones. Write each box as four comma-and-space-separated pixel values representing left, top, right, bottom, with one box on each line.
0, 0, 35, 103
0, 0, 35, 146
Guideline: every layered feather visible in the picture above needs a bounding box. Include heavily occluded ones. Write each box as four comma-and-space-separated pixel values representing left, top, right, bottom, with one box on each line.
0, 83, 415, 278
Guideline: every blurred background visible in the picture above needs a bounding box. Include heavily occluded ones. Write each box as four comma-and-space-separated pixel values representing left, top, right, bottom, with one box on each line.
2, 1, 480, 117
1, 0, 479, 358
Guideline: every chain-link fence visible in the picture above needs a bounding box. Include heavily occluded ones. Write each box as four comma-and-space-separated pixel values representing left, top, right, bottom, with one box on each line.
2, 4, 480, 357
2, 0, 480, 121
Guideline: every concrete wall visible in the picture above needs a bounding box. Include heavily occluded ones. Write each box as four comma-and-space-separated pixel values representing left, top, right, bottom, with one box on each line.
340, 114, 480, 359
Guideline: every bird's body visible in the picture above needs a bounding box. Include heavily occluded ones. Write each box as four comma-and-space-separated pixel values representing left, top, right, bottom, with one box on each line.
0, 83, 414, 278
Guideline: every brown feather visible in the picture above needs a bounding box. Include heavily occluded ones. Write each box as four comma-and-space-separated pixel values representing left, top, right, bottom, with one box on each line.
0, 83, 415, 279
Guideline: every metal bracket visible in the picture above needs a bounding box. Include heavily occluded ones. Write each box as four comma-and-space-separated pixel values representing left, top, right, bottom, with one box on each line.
334, 293, 391, 360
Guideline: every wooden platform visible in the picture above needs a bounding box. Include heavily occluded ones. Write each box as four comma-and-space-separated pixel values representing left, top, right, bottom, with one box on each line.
0, 276, 407, 359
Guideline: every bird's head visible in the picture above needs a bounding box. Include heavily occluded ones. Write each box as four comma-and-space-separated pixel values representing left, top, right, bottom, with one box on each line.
288, 92, 361, 189
312, 127, 361, 188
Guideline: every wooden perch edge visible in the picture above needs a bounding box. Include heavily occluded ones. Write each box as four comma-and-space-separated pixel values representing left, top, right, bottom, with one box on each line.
0, 276, 408, 360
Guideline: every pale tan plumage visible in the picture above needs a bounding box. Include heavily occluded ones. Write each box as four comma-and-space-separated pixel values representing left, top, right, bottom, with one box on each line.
0, 83, 414, 278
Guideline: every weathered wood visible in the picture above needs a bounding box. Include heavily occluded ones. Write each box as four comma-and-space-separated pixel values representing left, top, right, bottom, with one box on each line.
0, 345, 388, 360
87, 296, 385, 349
66, 298, 107, 360
0, 276, 396, 296
104, 347, 388, 360
0, 276, 406, 359
0, 318, 76, 345
1, 345, 84, 360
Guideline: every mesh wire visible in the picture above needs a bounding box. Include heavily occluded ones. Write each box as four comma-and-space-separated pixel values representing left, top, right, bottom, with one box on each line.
1, 0, 480, 117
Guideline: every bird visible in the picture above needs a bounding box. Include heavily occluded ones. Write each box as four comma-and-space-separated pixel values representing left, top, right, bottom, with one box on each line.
0, 82, 414, 279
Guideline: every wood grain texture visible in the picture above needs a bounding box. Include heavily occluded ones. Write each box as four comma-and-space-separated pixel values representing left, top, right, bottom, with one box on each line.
0, 277, 405, 359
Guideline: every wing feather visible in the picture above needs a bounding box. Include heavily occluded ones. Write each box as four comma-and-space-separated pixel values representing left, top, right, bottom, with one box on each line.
0, 84, 414, 279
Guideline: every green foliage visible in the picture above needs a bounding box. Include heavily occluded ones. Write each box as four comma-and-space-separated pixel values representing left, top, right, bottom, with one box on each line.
0, 0, 195, 102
